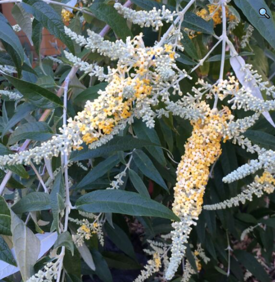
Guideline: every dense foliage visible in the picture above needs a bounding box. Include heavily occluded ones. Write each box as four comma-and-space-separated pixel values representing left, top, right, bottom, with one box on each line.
0, 0, 275, 281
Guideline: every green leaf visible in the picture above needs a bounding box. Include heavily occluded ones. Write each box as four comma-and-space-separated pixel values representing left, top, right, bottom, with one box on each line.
77, 243, 95, 271
76, 155, 120, 190
130, 0, 164, 10
181, 35, 199, 60
11, 211, 40, 281
105, 223, 137, 261
128, 169, 150, 198
4, 75, 63, 109
22, 0, 74, 53
182, 12, 214, 35
0, 197, 12, 236
235, 250, 271, 282
244, 130, 275, 150
89, 2, 132, 40
234, 0, 275, 49
70, 136, 156, 162
50, 172, 65, 233
54, 231, 74, 255
0, 144, 12, 156
2, 102, 36, 136
8, 122, 53, 145
176, 52, 196, 66
12, 4, 33, 45
32, 19, 43, 56
103, 252, 141, 270
0, 14, 24, 68
133, 150, 168, 191
91, 250, 113, 282
76, 190, 179, 221
0, 236, 16, 266
134, 120, 166, 166
6, 164, 29, 180
220, 143, 238, 195
64, 246, 81, 277
12, 192, 51, 214
74, 83, 107, 106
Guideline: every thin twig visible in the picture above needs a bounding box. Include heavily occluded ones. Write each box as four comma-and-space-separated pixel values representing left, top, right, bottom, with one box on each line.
30, 161, 49, 193
156, 0, 196, 47
213, 0, 227, 109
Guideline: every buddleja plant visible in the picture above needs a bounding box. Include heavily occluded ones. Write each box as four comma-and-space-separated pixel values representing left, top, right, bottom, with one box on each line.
0, 0, 275, 281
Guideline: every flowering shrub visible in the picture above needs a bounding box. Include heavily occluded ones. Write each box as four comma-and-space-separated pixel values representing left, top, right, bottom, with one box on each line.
0, 0, 275, 281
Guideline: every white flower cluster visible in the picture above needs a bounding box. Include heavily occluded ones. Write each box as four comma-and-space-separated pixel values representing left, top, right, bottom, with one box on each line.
181, 260, 196, 282
240, 25, 254, 48
69, 217, 104, 247
166, 217, 196, 279
240, 223, 261, 241
223, 149, 275, 184
65, 26, 128, 60
0, 90, 22, 100
64, 51, 108, 81
0, 126, 81, 166
225, 113, 260, 141
26, 261, 58, 282
0, 65, 17, 74
114, 3, 175, 30
204, 181, 274, 210
232, 135, 262, 154
229, 87, 275, 112
240, 64, 275, 96
134, 240, 169, 282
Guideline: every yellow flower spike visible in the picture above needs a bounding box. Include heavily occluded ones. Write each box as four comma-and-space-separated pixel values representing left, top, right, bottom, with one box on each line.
166, 104, 232, 278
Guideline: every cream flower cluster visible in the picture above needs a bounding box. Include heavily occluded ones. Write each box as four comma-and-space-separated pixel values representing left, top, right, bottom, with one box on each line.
205, 171, 275, 210
165, 104, 232, 280
26, 261, 59, 282
64, 51, 108, 81
0, 29, 190, 167
134, 240, 169, 282
114, 3, 175, 30
69, 217, 104, 246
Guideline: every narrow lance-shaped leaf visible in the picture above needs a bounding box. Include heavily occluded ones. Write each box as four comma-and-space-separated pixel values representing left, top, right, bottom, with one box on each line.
76, 190, 179, 221
4, 75, 63, 109
11, 211, 40, 281
76, 155, 120, 190
89, 1, 132, 40
22, 0, 74, 53
129, 169, 150, 198
77, 243, 96, 271
12, 3, 33, 45
12, 192, 51, 214
134, 120, 166, 166
133, 150, 168, 191
8, 122, 53, 145
0, 14, 24, 72
50, 171, 65, 233
0, 236, 17, 266
0, 197, 12, 236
